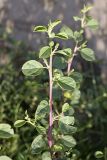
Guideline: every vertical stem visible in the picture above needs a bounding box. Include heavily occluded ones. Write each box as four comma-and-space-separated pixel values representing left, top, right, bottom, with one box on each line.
48, 54, 53, 148
67, 57, 74, 75
67, 43, 78, 75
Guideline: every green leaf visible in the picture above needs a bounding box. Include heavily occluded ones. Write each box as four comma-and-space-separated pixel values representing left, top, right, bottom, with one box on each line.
36, 125, 46, 134
80, 48, 95, 61
22, 60, 44, 76
81, 5, 93, 13
33, 26, 47, 32
56, 48, 72, 57
39, 46, 51, 58
31, 135, 46, 154
61, 135, 76, 148
73, 16, 81, 21
95, 151, 104, 159
49, 20, 61, 29
69, 72, 83, 84
53, 144, 63, 152
62, 103, 74, 116
58, 77, 76, 90
0, 123, 14, 139
14, 120, 26, 128
35, 100, 49, 119
53, 57, 67, 70
59, 122, 77, 134
0, 156, 12, 160
55, 32, 68, 39
42, 152, 52, 160
74, 31, 83, 42
59, 116, 75, 125
60, 25, 74, 39
87, 19, 99, 30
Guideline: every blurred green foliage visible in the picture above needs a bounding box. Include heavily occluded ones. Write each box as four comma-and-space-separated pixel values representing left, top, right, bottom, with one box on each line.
0, 26, 107, 160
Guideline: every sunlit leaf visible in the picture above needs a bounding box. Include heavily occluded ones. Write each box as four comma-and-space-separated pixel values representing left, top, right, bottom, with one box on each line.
22, 60, 44, 76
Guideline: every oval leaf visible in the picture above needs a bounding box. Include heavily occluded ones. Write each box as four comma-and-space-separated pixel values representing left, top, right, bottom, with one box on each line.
39, 46, 51, 58
31, 135, 46, 154
61, 135, 76, 148
59, 116, 75, 125
33, 26, 47, 32
62, 103, 74, 115
42, 152, 52, 160
22, 60, 44, 76
35, 100, 49, 119
59, 122, 77, 134
80, 48, 95, 61
58, 77, 76, 90
0, 123, 14, 139
87, 19, 99, 30
14, 120, 26, 128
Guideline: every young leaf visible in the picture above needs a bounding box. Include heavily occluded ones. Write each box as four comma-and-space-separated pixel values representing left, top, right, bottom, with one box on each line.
56, 48, 72, 57
14, 120, 26, 128
80, 48, 95, 61
0, 156, 12, 160
33, 26, 47, 32
62, 103, 70, 113
0, 123, 14, 139
61, 135, 76, 148
42, 151, 52, 160
81, 5, 93, 13
53, 144, 63, 152
35, 100, 49, 119
31, 135, 46, 154
39, 46, 51, 59
87, 19, 99, 30
73, 16, 81, 21
58, 76, 76, 90
60, 25, 74, 39
59, 116, 75, 125
49, 20, 61, 29
22, 60, 44, 76
55, 32, 68, 39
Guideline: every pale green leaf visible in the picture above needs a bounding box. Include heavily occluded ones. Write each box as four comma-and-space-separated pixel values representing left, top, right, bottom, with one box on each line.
39, 46, 51, 58
14, 120, 26, 128
60, 25, 74, 39
0, 123, 14, 139
80, 48, 95, 61
87, 19, 99, 30
0, 156, 12, 160
95, 151, 104, 159
22, 60, 44, 76
42, 152, 52, 160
